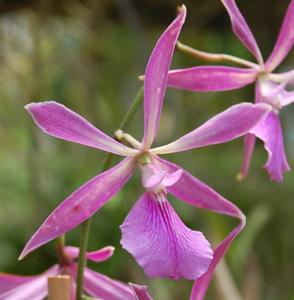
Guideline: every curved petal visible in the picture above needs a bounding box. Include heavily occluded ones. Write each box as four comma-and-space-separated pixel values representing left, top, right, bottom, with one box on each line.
86, 247, 115, 263
151, 103, 271, 155
249, 110, 290, 181
237, 133, 256, 180
20, 158, 135, 259
221, 0, 263, 64
142, 5, 186, 149
25, 101, 138, 156
81, 267, 135, 300
0, 266, 59, 300
120, 193, 213, 280
190, 222, 245, 300
65, 246, 114, 263
129, 283, 154, 300
265, 0, 294, 71
167, 66, 257, 91
157, 158, 245, 300
238, 81, 263, 180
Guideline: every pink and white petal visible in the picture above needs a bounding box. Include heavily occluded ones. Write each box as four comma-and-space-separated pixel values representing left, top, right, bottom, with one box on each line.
280, 90, 294, 107
0, 274, 36, 294
0, 265, 59, 300
82, 267, 136, 300
163, 169, 183, 187
221, 0, 263, 64
151, 103, 271, 155
167, 66, 257, 91
26, 101, 138, 156
120, 193, 213, 280
143, 171, 166, 189
237, 133, 256, 180
64, 246, 114, 263
249, 111, 290, 182
20, 158, 135, 259
265, 0, 294, 71
86, 247, 115, 263
157, 158, 245, 299
142, 5, 186, 149
129, 283, 154, 300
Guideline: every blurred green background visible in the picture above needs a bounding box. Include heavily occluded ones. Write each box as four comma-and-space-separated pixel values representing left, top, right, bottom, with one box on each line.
0, 0, 293, 299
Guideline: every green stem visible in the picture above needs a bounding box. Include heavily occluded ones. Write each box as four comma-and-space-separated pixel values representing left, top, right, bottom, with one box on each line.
118, 86, 144, 130
75, 86, 144, 300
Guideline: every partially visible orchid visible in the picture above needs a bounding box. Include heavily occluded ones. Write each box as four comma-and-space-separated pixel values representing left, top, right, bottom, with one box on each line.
129, 284, 154, 300
21, 5, 270, 298
167, 0, 294, 182
0, 246, 135, 300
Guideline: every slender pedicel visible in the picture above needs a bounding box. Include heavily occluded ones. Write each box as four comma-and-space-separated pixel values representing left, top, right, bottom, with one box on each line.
176, 41, 260, 69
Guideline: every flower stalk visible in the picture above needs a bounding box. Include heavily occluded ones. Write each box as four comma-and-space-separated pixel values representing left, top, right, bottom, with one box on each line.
55, 235, 70, 266
176, 41, 259, 69
75, 86, 144, 300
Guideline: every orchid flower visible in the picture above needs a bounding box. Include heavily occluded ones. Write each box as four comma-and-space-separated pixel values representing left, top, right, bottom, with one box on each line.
0, 246, 136, 300
167, 0, 294, 182
22, 5, 270, 296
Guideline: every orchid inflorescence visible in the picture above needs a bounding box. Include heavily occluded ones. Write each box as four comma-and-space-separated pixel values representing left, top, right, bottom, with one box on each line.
1, 1, 293, 300
168, 0, 294, 182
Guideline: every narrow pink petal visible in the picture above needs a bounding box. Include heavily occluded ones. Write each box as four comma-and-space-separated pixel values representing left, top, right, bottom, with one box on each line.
249, 111, 290, 181
221, 0, 263, 64
167, 66, 257, 91
151, 103, 271, 155
0, 274, 36, 294
81, 267, 135, 300
120, 193, 213, 280
86, 246, 115, 263
20, 158, 135, 259
142, 5, 186, 149
265, 0, 294, 71
238, 82, 261, 180
0, 265, 59, 300
25, 101, 138, 156
64, 246, 114, 263
157, 158, 245, 299
189, 222, 245, 300
129, 283, 154, 300
237, 133, 256, 180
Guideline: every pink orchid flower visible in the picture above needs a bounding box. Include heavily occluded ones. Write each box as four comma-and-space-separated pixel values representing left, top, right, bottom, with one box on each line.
22, 5, 269, 296
0, 246, 136, 300
167, 0, 294, 182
